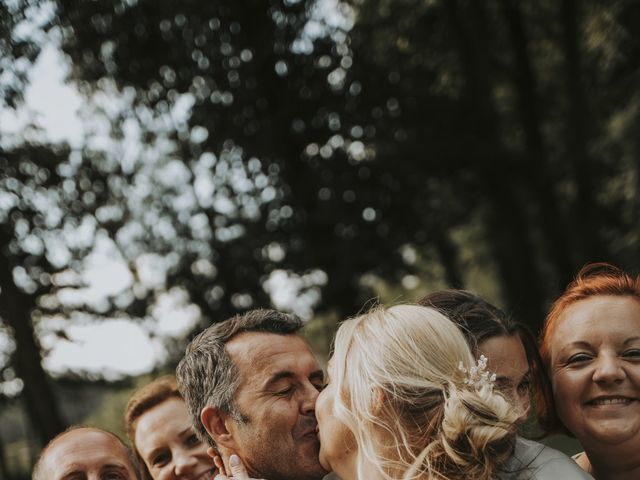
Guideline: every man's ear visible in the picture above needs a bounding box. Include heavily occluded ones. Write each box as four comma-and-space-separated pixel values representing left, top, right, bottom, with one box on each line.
201, 406, 236, 449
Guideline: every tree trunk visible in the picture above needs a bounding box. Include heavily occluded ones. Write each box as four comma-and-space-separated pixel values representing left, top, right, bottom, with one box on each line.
433, 229, 463, 288
560, 0, 607, 262
440, 0, 547, 328
499, 0, 576, 287
0, 428, 10, 480
0, 242, 66, 447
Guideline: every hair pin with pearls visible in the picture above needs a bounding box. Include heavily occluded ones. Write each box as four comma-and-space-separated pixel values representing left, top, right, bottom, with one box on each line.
458, 355, 497, 390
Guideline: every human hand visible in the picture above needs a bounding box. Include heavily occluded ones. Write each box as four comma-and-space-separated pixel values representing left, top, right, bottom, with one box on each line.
214, 454, 265, 480
207, 447, 226, 477
213, 457, 225, 476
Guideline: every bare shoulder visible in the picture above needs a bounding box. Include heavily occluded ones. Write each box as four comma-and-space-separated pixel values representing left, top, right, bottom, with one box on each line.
572, 451, 591, 472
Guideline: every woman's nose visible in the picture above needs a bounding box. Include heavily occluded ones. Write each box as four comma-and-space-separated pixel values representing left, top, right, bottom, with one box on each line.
513, 393, 531, 426
174, 451, 198, 476
592, 354, 626, 384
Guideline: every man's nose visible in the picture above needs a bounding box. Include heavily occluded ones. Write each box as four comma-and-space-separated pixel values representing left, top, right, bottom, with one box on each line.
300, 381, 321, 415
592, 353, 626, 384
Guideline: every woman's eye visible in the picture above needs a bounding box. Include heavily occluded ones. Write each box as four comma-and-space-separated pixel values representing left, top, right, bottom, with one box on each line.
186, 433, 201, 447
151, 452, 170, 467
517, 381, 531, 395
102, 472, 126, 480
623, 349, 640, 359
566, 353, 592, 364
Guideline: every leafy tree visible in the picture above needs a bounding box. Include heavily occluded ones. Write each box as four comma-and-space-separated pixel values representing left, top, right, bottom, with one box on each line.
1, 0, 68, 448
53, 0, 640, 326
2, 0, 640, 466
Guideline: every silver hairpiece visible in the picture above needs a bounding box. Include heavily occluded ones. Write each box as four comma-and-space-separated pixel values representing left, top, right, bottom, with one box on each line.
457, 355, 497, 390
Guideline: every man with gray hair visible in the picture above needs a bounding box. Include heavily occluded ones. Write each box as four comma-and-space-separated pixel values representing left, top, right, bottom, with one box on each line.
176, 309, 328, 480
32, 426, 139, 480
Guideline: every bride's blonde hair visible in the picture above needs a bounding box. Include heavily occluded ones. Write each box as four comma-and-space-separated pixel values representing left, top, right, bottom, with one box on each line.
330, 304, 517, 480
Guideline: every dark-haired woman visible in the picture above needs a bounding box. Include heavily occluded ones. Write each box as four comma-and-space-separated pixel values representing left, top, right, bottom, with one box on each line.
421, 290, 592, 479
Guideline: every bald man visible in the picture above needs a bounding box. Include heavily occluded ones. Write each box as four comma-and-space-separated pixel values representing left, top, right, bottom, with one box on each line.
32, 426, 139, 480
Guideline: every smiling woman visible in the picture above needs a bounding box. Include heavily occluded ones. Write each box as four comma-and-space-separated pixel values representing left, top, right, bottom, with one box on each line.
124, 376, 218, 480
540, 263, 640, 480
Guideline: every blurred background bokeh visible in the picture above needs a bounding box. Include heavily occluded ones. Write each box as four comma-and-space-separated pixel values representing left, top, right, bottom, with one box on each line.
1, 0, 639, 477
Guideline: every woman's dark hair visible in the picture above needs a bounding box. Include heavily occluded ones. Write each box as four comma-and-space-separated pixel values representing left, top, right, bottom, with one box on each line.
418, 289, 553, 435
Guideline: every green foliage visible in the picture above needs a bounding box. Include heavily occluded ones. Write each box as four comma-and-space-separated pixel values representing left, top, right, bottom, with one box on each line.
80, 373, 173, 440
1, 0, 640, 467
301, 312, 340, 367
81, 384, 138, 441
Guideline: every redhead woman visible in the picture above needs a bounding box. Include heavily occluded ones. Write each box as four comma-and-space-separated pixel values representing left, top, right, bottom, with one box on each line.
421, 290, 592, 478
124, 376, 217, 480
539, 263, 640, 480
